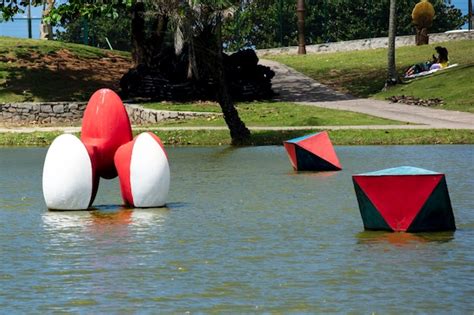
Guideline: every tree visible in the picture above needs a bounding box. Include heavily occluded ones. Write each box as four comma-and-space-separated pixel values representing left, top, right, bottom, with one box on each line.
386, 0, 398, 88
55, 7, 131, 50
50, 0, 251, 144
412, 0, 435, 45
220, 0, 465, 51
154, 0, 250, 143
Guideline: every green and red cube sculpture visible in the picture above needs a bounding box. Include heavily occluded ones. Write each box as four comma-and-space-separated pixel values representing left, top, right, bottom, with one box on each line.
353, 166, 456, 232
284, 131, 342, 171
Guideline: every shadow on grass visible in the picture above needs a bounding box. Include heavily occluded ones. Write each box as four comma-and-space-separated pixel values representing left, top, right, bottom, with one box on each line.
2, 66, 121, 102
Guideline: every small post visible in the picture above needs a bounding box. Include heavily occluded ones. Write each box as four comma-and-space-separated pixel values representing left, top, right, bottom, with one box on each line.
82, 17, 89, 45
279, 0, 284, 46
469, 0, 472, 31
105, 37, 113, 50
27, 0, 32, 39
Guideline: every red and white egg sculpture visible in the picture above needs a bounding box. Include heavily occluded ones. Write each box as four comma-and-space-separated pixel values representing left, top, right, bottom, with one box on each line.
42, 89, 170, 210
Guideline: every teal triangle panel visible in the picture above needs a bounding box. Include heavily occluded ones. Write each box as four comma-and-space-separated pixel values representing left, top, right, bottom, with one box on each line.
353, 179, 392, 231
408, 177, 456, 232
295, 146, 339, 171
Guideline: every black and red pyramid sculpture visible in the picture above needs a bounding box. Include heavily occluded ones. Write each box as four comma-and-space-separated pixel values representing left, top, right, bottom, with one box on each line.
283, 131, 342, 171
353, 166, 456, 232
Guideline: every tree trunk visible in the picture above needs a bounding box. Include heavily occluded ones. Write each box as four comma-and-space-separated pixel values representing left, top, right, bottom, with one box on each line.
214, 16, 251, 145
148, 14, 168, 67
385, 0, 398, 88
415, 27, 429, 45
131, 1, 146, 66
297, 0, 306, 54
420, 27, 429, 45
40, 0, 54, 40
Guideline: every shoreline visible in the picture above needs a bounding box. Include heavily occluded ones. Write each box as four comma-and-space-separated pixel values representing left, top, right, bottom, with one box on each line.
1, 129, 473, 147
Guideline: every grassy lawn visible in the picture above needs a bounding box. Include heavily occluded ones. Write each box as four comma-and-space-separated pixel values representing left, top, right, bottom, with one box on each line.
267, 40, 474, 112
1, 129, 473, 146
376, 64, 474, 112
0, 37, 471, 147
0, 36, 131, 102
143, 101, 402, 127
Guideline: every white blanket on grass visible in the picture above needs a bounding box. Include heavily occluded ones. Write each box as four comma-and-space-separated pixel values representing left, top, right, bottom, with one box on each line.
404, 64, 459, 79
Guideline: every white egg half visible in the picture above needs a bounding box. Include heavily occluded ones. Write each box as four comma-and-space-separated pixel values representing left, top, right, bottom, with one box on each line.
130, 133, 170, 207
42, 134, 94, 210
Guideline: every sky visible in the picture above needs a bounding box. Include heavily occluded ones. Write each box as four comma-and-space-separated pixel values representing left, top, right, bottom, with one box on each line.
0, 1, 471, 39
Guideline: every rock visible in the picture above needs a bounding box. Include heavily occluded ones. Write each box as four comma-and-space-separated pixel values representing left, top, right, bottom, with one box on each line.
387, 95, 444, 107
120, 49, 275, 102
41, 105, 53, 113
53, 104, 65, 113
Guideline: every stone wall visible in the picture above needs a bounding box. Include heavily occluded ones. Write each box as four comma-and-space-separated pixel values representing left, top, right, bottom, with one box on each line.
0, 102, 86, 125
257, 31, 473, 56
125, 104, 220, 125
0, 102, 219, 125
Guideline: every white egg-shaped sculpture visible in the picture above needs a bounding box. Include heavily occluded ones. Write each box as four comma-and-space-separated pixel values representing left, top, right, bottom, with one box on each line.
42, 134, 97, 210
115, 132, 170, 208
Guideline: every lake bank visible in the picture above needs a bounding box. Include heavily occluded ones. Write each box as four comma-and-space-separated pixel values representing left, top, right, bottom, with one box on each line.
1, 128, 473, 146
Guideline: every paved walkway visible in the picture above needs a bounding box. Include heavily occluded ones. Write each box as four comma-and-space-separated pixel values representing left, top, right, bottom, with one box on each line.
261, 59, 474, 130
1, 60, 472, 133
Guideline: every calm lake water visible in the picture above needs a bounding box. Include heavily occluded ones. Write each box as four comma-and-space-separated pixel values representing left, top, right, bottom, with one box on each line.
1, 145, 473, 313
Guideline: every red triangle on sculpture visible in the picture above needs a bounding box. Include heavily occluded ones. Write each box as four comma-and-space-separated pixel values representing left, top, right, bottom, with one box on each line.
297, 131, 341, 169
354, 175, 443, 231
283, 142, 297, 169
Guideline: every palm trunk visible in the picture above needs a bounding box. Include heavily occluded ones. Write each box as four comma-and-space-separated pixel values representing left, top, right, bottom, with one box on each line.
415, 27, 429, 45
214, 16, 250, 145
386, 0, 398, 88
297, 0, 306, 54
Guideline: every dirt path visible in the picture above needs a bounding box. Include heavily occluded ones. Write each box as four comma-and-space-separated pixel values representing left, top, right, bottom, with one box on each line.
261, 59, 474, 130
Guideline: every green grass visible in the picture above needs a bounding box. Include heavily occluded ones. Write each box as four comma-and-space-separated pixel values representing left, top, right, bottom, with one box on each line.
268, 40, 474, 112
143, 101, 402, 127
0, 36, 129, 59
0, 36, 130, 103
1, 129, 472, 146
376, 64, 474, 112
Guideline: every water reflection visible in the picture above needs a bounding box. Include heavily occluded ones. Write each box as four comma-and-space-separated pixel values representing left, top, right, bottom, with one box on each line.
42, 210, 92, 231
42, 206, 170, 233
90, 207, 133, 226
356, 231, 455, 247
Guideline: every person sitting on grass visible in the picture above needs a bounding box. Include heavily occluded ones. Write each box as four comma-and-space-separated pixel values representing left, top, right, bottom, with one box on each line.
404, 46, 449, 77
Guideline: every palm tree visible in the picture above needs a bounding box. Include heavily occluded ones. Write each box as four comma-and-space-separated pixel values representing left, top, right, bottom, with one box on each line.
385, 0, 398, 88
147, 0, 250, 144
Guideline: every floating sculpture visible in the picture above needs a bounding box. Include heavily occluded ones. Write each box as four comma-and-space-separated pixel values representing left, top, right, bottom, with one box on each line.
283, 131, 342, 171
42, 89, 170, 210
353, 166, 456, 232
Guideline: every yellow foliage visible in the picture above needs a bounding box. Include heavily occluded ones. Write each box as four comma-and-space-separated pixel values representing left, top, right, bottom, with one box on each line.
412, 0, 435, 28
